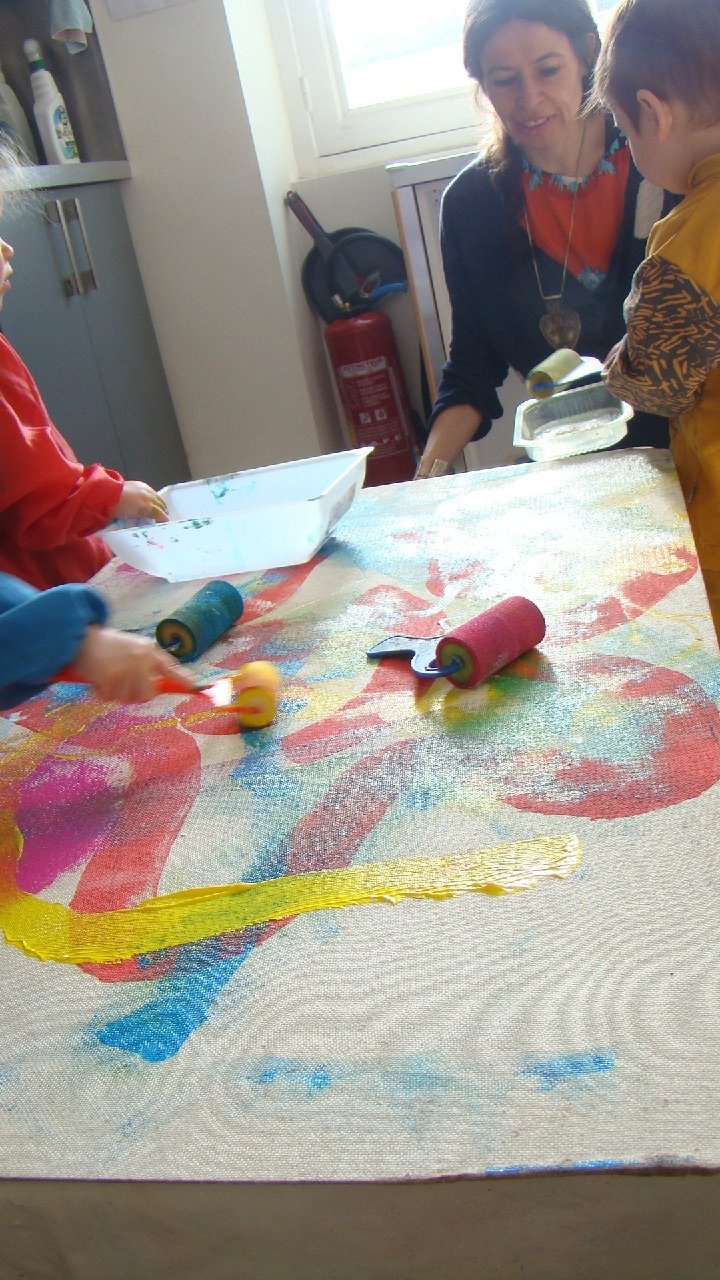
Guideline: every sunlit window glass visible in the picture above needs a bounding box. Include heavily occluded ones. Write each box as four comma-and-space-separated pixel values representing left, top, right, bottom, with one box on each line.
323, 0, 468, 109
321, 0, 621, 114
593, 0, 621, 32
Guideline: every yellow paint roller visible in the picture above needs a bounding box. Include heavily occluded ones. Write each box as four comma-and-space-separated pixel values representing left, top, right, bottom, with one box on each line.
525, 349, 604, 399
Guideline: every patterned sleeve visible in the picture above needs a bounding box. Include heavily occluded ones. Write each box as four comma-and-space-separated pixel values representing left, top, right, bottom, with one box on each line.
605, 255, 720, 417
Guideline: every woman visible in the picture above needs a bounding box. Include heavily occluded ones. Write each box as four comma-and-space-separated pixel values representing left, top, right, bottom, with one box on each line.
415, 0, 676, 477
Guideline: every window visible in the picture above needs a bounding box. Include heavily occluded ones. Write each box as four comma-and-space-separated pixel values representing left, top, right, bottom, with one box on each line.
594, 0, 622, 32
266, 0, 622, 175
323, 0, 469, 109
265, 0, 480, 173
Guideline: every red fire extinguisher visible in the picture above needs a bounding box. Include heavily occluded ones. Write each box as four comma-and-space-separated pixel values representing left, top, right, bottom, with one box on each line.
285, 191, 420, 486
324, 311, 418, 487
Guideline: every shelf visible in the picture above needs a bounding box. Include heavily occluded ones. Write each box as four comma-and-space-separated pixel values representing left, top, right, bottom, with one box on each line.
386, 150, 476, 189
12, 161, 131, 191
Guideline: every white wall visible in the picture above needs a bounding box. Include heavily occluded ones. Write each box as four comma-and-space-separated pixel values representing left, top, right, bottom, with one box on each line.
92, 0, 347, 480
91, 0, 427, 482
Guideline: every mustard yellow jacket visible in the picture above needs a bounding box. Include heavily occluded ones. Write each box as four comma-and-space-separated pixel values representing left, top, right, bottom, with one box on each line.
606, 153, 720, 631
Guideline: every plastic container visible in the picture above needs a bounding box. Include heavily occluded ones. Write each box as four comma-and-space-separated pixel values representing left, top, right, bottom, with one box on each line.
514, 383, 633, 462
103, 447, 372, 582
23, 38, 79, 164
0, 58, 38, 161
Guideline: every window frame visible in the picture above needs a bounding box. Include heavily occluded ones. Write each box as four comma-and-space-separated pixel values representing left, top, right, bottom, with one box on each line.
265, 0, 485, 177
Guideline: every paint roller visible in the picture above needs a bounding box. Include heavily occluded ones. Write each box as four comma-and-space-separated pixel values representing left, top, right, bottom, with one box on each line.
56, 577, 278, 727
155, 580, 245, 662
54, 660, 282, 729
156, 660, 281, 728
525, 349, 603, 399
367, 596, 546, 686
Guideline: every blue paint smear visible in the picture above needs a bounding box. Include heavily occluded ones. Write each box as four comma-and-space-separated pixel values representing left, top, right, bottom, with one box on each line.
404, 784, 441, 812
377, 1056, 456, 1098
97, 947, 255, 1063
520, 1050, 616, 1092
249, 1057, 334, 1096
242, 1054, 498, 1134
486, 1157, 644, 1177
280, 696, 310, 715
245, 1055, 458, 1101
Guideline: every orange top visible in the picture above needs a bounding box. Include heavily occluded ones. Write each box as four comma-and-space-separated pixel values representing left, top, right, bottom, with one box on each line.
522, 139, 631, 290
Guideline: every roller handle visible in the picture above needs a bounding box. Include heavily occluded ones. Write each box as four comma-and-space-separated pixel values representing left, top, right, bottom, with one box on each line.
153, 675, 199, 695
54, 664, 83, 684
54, 666, 200, 696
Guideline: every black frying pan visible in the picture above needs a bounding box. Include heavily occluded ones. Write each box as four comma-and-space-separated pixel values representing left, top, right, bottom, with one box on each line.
285, 190, 407, 322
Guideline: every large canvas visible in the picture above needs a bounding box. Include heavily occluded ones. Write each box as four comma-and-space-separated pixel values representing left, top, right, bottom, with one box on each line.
1, 449, 719, 1181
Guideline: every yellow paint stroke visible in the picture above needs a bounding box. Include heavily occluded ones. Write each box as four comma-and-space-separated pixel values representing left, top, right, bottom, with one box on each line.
0, 816, 580, 965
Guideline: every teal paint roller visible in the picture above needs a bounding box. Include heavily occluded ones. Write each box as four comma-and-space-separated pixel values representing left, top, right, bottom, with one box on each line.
155, 580, 244, 662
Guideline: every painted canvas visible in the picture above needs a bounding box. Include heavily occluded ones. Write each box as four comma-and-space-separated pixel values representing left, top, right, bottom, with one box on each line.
1, 449, 719, 1181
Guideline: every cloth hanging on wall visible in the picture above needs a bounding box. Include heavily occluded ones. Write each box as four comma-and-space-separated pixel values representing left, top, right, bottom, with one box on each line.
50, 0, 93, 53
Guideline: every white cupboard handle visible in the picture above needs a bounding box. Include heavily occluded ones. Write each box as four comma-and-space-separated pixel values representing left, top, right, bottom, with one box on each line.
45, 198, 83, 297
65, 198, 98, 294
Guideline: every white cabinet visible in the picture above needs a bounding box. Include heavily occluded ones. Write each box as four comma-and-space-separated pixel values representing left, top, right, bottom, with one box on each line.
389, 153, 527, 471
0, 0, 189, 487
1, 179, 190, 488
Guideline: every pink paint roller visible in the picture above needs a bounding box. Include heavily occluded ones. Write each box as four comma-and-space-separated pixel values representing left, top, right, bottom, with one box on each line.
367, 596, 546, 687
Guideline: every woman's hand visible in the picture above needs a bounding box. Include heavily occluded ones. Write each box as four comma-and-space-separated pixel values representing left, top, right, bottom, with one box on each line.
72, 626, 196, 703
113, 480, 169, 523
415, 404, 483, 478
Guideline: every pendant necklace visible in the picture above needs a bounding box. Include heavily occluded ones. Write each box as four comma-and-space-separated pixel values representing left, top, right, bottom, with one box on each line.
524, 121, 588, 350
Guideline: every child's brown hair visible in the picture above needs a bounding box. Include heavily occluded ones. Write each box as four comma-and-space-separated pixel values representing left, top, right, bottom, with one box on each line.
593, 0, 720, 129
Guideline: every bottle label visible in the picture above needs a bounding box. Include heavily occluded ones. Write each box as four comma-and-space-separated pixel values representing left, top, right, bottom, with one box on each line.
52, 104, 79, 160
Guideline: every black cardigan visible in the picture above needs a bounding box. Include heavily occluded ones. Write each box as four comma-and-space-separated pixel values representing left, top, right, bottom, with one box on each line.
429, 126, 678, 448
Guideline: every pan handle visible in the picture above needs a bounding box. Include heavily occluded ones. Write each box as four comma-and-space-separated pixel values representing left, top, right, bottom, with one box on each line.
285, 190, 336, 259
286, 190, 365, 306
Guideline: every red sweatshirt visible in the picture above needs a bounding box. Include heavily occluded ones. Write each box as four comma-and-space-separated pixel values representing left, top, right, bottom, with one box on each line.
0, 335, 123, 590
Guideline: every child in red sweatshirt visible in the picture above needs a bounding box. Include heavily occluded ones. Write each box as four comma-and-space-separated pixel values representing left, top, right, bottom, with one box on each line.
0, 205, 169, 591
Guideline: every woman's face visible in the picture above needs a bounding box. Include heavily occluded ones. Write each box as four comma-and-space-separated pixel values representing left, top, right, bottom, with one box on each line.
479, 20, 590, 159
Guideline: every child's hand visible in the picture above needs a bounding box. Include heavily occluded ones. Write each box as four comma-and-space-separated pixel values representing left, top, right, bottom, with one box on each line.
113, 481, 169, 524
72, 627, 196, 702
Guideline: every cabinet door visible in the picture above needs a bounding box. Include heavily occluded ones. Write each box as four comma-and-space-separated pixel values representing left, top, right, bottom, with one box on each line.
1, 181, 190, 489
59, 183, 190, 488
1, 188, 127, 473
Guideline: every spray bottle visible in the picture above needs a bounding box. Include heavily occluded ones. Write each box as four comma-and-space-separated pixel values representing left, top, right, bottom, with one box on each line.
23, 38, 79, 164
0, 57, 38, 162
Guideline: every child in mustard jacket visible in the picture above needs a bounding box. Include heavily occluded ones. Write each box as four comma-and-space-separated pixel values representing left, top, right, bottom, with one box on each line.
595, 0, 720, 634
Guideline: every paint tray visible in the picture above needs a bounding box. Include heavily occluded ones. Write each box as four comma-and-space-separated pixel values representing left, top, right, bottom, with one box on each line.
103, 447, 372, 582
514, 383, 633, 463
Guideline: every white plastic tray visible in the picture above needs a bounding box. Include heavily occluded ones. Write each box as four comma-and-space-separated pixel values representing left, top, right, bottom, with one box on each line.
103, 448, 371, 581
514, 383, 633, 462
